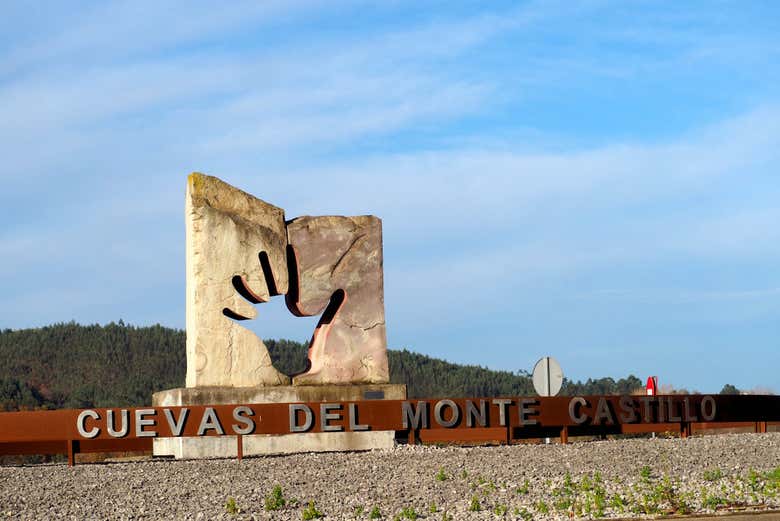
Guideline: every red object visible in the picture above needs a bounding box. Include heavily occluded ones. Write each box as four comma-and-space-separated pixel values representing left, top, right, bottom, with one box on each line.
646, 376, 658, 396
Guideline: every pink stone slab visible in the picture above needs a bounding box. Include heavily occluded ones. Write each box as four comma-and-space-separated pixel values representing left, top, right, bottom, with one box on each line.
286, 215, 389, 385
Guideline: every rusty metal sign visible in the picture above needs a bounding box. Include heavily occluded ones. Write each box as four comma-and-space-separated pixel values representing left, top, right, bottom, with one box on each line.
1, 394, 779, 442
1, 394, 779, 465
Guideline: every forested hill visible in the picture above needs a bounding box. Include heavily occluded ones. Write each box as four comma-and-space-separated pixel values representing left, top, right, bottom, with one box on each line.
1, 322, 644, 411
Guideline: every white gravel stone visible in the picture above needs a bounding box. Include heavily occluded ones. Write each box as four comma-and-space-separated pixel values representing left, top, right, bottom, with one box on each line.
1, 433, 779, 520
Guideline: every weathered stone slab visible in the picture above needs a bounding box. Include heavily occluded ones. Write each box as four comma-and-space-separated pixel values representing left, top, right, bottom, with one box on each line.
153, 384, 406, 407
286, 216, 389, 385
154, 431, 396, 459
184, 173, 390, 388
152, 384, 406, 458
186, 173, 290, 387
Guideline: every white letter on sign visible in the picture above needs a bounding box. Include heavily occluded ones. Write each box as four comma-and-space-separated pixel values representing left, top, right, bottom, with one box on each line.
107, 409, 130, 438
163, 408, 189, 436
289, 404, 314, 432
232, 406, 255, 435
197, 407, 225, 435
77, 410, 100, 439
135, 409, 157, 437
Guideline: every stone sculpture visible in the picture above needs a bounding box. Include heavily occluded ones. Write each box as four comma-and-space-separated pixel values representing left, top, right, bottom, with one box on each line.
287, 216, 387, 385
185, 173, 389, 388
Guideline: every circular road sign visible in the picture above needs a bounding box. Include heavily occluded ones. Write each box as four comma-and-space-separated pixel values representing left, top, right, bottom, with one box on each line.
532, 356, 563, 397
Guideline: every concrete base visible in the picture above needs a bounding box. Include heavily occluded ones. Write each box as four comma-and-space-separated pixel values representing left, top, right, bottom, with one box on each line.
152, 383, 406, 459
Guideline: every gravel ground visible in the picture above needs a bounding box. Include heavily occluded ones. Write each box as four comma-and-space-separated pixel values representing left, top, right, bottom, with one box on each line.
1, 433, 780, 520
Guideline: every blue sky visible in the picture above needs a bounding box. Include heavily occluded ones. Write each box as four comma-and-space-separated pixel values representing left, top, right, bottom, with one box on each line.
1, 1, 778, 393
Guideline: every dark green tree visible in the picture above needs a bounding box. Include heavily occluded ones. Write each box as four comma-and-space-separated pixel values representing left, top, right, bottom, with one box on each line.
0, 322, 652, 408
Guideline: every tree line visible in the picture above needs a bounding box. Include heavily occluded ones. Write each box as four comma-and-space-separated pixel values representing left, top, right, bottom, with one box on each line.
0, 322, 749, 411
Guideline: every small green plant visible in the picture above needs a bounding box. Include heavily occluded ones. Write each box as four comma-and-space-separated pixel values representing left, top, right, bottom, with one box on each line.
704, 468, 723, 481
553, 495, 572, 511
535, 500, 549, 514
591, 481, 607, 517
637, 488, 661, 515
747, 468, 762, 491
764, 467, 780, 500
398, 506, 418, 520
580, 474, 593, 491
675, 493, 693, 515
460, 469, 468, 479
436, 467, 448, 481
429, 502, 438, 513
609, 494, 626, 512
354, 505, 365, 516
469, 496, 481, 512
265, 484, 287, 511
225, 497, 239, 515
302, 500, 324, 520
650, 476, 677, 508
516, 507, 532, 521
441, 511, 453, 521
702, 494, 727, 510
516, 479, 530, 495
552, 473, 576, 511
369, 506, 382, 519
640, 465, 652, 482
493, 503, 507, 516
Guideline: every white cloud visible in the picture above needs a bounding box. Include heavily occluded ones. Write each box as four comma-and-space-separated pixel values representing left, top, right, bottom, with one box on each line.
1, 2, 778, 392
252, 105, 780, 236
1, 3, 528, 192
0, 1, 319, 78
